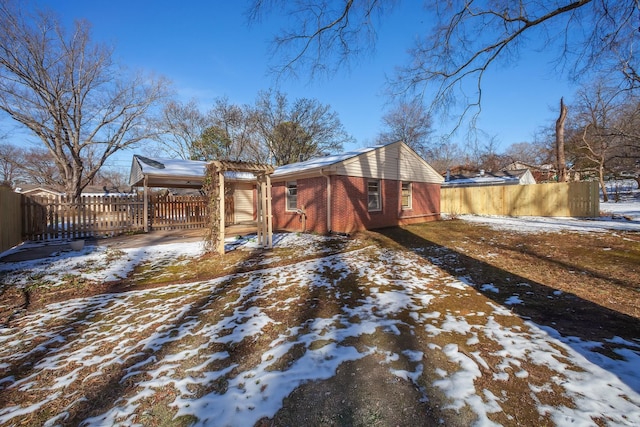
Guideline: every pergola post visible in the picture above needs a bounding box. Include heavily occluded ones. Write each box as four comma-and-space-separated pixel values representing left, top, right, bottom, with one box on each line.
143, 175, 149, 233
256, 180, 263, 245
217, 170, 225, 255
266, 174, 273, 249
262, 178, 269, 248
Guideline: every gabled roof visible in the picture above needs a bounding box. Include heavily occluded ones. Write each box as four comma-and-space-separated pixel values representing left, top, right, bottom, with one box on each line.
272, 141, 443, 184
443, 169, 536, 187
82, 185, 133, 196
129, 155, 257, 188
271, 144, 385, 178
14, 185, 64, 196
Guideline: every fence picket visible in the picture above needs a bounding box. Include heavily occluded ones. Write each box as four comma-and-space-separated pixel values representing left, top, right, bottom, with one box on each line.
441, 182, 600, 217
19, 194, 210, 241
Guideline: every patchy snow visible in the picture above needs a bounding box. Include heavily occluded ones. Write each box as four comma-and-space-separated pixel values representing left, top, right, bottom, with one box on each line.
0, 201, 638, 425
0, 241, 204, 287
0, 244, 638, 426
457, 199, 640, 234
448, 180, 640, 234
0, 233, 336, 289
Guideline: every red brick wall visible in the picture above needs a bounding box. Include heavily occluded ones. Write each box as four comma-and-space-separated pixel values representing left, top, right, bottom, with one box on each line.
271, 175, 440, 234
397, 181, 441, 225
271, 177, 328, 233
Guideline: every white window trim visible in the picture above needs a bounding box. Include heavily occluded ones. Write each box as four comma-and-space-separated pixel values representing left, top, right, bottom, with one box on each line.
286, 181, 297, 211
367, 180, 381, 212
401, 181, 412, 210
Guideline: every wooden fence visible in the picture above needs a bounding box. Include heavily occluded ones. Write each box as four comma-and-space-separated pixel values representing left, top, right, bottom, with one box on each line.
21, 194, 210, 241
0, 186, 23, 253
440, 181, 600, 217
147, 195, 210, 231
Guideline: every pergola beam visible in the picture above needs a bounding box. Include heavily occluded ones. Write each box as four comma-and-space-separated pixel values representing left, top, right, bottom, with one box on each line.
209, 160, 274, 255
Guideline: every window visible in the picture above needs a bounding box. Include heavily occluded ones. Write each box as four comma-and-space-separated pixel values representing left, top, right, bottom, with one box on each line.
367, 180, 381, 211
401, 182, 412, 209
286, 181, 297, 211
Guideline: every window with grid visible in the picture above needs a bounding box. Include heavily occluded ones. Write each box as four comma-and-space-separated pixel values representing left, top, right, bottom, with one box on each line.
401, 182, 412, 209
367, 180, 381, 211
286, 181, 297, 211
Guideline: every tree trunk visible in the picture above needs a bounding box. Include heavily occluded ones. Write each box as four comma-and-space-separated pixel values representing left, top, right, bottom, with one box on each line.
555, 97, 568, 182
598, 165, 609, 203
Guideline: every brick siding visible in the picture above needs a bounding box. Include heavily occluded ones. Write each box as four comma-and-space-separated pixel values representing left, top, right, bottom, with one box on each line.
272, 175, 440, 234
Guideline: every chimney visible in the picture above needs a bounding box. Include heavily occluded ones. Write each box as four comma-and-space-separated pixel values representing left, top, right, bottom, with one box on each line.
479, 169, 485, 177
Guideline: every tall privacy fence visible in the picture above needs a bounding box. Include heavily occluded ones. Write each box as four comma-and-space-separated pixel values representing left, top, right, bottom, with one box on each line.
1, 181, 602, 253
440, 181, 600, 217
17, 194, 209, 243
0, 186, 23, 253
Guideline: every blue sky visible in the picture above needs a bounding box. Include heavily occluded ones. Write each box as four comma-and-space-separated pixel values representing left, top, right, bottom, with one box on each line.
27, 0, 577, 173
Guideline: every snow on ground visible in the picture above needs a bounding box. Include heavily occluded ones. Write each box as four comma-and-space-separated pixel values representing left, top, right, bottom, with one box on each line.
0, 241, 206, 287
0, 232, 332, 289
0, 196, 638, 426
459, 209, 640, 233
0, 244, 638, 426
457, 187, 640, 234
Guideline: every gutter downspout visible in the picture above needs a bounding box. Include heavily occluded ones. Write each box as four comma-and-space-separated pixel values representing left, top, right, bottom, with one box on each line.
320, 169, 332, 233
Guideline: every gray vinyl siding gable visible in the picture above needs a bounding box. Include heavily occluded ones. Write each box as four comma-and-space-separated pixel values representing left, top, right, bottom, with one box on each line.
398, 144, 444, 183
129, 157, 144, 187
334, 141, 443, 184
334, 142, 399, 179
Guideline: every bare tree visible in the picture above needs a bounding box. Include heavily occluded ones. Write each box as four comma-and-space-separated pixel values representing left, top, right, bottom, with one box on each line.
153, 99, 208, 160
0, 142, 23, 186
91, 168, 130, 191
503, 141, 553, 166
205, 97, 258, 162
253, 90, 353, 165
429, 139, 465, 173
556, 98, 569, 182
18, 146, 65, 188
250, 1, 639, 128
377, 99, 433, 158
0, 1, 169, 200
0, 143, 67, 188
249, 0, 390, 80
609, 100, 640, 186
154, 96, 269, 163
568, 80, 640, 200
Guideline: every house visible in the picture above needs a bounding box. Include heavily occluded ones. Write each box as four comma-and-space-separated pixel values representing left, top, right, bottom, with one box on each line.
270, 141, 444, 234
503, 161, 555, 182
14, 184, 64, 198
128, 141, 444, 236
80, 185, 134, 197
15, 183, 133, 198
442, 169, 536, 188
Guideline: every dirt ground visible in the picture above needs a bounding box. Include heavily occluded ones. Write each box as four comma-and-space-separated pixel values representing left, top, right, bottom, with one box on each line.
0, 221, 638, 426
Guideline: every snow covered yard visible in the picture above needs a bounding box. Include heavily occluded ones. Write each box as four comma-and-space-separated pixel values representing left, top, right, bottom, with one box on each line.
0, 206, 639, 425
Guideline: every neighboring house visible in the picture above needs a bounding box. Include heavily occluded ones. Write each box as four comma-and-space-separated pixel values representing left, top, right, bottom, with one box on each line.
443, 169, 536, 188
270, 141, 444, 234
503, 162, 555, 182
14, 184, 64, 198
82, 185, 133, 196
15, 184, 132, 198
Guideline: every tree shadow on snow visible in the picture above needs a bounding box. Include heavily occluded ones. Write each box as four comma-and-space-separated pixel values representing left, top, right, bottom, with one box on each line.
375, 226, 640, 394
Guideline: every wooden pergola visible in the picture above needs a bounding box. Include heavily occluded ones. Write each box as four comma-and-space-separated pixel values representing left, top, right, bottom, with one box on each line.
210, 160, 274, 255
